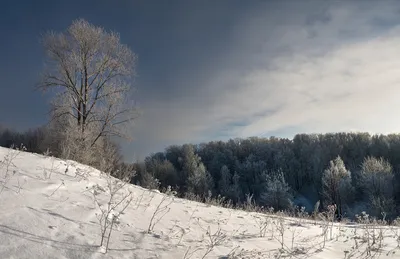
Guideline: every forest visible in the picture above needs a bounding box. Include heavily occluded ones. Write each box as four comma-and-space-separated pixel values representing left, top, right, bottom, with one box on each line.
132, 132, 400, 220
2, 126, 399, 220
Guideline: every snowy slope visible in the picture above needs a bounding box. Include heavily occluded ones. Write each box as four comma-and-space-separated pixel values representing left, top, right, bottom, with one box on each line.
0, 146, 399, 259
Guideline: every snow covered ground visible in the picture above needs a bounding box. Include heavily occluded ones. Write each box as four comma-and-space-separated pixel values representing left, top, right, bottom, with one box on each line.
0, 146, 400, 259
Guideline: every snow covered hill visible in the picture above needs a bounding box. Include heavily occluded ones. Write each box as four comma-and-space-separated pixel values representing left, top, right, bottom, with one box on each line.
0, 146, 399, 259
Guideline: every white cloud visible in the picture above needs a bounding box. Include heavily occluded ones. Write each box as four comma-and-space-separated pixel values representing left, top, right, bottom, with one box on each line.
129, 1, 400, 158
219, 28, 400, 138
200, 3, 400, 138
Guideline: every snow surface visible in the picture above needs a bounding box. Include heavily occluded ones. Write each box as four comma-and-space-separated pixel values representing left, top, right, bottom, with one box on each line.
1, 146, 400, 259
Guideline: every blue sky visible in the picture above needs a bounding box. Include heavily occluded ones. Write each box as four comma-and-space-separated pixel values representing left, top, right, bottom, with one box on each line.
2, 1, 400, 160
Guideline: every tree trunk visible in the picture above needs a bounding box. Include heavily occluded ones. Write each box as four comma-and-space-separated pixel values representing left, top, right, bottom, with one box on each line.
82, 64, 88, 133
78, 76, 83, 126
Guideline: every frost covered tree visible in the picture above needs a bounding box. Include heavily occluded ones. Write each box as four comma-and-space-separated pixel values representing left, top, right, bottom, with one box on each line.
322, 156, 353, 217
38, 19, 138, 165
361, 156, 395, 217
187, 162, 213, 197
181, 144, 213, 196
361, 157, 393, 197
260, 170, 292, 210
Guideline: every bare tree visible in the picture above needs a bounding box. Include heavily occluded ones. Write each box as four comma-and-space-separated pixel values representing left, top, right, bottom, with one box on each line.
38, 19, 139, 161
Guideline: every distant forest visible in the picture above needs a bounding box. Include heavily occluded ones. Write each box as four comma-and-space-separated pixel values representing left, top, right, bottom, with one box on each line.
2, 126, 400, 220
132, 132, 400, 220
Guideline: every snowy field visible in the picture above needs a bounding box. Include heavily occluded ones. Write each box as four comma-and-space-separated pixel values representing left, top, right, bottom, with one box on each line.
1, 146, 400, 259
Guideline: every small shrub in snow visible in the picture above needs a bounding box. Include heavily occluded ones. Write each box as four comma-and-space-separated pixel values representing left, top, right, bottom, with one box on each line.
353, 211, 388, 257
182, 223, 228, 259
205, 191, 227, 207
147, 186, 175, 233
318, 204, 336, 249
253, 214, 271, 238
242, 193, 258, 212
39, 155, 60, 180
289, 216, 305, 251
387, 217, 400, 255
166, 219, 188, 246
200, 224, 228, 259
92, 169, 134, 253
183, 192, 204, 203
0, 144, 27, 195
273, 211, 287, 251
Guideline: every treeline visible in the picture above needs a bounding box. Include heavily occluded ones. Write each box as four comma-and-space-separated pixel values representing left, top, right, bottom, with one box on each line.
2, 126, 400, 220
134, 133, 400, 220
0, 125, 122, 174
0, 126, 47, 153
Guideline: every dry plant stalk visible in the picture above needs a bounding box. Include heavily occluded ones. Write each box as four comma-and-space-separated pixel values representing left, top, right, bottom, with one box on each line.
253, 214, 271, 238
200, 224, 228, 259
274, 211, 287, 251
352, 211, 389, 258
318, 204, 336, 249
92, 169, 135, 253
0, 144, 27, 195
183, 222, 228, 259
147, 186, 175, 233
40, 155, 61, 180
